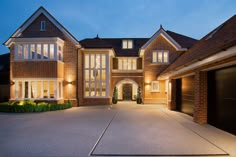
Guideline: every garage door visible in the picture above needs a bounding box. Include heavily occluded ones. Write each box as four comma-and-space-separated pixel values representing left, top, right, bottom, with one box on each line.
176, 75, 195, 116
208, 66, 236, 135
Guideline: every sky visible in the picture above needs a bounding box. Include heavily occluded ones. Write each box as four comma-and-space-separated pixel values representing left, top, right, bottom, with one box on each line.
0, 0, 236, 54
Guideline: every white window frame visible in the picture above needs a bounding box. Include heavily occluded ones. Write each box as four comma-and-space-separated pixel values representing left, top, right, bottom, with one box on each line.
13, 78, 63, 100
14, 38, 64, 61
40, 21, 46, 31
151, 81, 160, 92
118, 57, 137, 70
122, 40, 133, 49
84, 52, 110, 98
152, 50, 169, 64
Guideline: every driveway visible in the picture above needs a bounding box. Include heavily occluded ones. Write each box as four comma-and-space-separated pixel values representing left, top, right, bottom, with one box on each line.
0, 102, 235, 157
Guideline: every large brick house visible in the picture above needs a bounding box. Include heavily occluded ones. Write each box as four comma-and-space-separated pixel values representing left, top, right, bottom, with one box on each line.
3, 7, 236, 135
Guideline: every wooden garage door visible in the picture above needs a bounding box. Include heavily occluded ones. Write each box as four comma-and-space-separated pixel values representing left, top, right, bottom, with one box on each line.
208, 66, 236, 135
176, 76, 195, 116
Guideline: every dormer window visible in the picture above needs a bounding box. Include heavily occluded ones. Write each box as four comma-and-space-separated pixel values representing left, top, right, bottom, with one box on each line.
122, 40, 133, 49
40, 21, 46, 31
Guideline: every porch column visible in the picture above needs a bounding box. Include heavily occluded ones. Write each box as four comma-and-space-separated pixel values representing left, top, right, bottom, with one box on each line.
194, 71, 208, 124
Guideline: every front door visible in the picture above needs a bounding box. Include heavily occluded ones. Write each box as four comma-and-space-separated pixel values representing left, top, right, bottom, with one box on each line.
123, 84, 132, 100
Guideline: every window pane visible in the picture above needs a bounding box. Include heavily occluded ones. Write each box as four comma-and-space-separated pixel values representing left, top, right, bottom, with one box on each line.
152, 52, 157, 62
24, 44, 29, 59
102, 82, 106, 96
85, 82, 89, 96
85, 54, 89, 68
43, 81, 48, 98
118, 59, 122, 70
30, 44, 35, 59
163, 52, 168, 63
122, 40, 127, 49
133, 59, 137, 70
18, 45, 23, 59
102, 55, 106, 68
95, 55, 100, 69
158, 52, 162, 63
91, 82, 95, 96
127, 59, 132, 70
91, 54, 95, 68
37, 81, 41, 98
37, 44, 41, 59
85, 70, 89, 81
102, 70, 106, 81
25, 82, 29, 98
128, 40, 133, 49
50, 44, 54, 59
49, 81, 54, 98
43, 44, 48, 59
18, 81, 22, 98
31, 81, 36, 98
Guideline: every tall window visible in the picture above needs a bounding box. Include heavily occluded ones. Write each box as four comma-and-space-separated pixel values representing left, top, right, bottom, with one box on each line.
84, 53, 109, 97
151, 81, 160, 92
118, 58, 137, 70
40, 21, 46, 31
152, 50, 169, 63
122, 40, 133, 49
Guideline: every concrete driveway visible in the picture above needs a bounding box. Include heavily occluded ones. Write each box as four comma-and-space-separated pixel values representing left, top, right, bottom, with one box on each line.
0, 102, 236, 157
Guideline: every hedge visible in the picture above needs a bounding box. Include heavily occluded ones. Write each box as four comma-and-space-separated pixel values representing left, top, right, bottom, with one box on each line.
0, 100, 72, 113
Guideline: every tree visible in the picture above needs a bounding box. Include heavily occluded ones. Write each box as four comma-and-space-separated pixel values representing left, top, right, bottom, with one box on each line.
136, 86, 142, 104
112, 86, 118, 104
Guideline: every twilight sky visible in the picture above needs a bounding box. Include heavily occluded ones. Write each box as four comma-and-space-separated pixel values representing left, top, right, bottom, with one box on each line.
0, 0, 236, 54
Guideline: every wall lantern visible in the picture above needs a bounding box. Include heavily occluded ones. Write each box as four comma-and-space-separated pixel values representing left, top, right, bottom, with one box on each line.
10, 81, 15, 85
145, 82, 151, 86
68, 81, 73, 85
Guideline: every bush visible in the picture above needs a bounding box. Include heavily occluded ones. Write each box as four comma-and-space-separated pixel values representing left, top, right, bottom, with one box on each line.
0, 100, 72, 113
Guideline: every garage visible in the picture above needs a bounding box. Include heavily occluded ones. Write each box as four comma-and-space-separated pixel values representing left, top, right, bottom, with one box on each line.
176, 75, 195, 116
208, 66, 236, 135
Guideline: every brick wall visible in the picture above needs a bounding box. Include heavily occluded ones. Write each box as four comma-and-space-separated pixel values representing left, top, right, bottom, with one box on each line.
143, 35, 182, 103
193, 71, 208, 124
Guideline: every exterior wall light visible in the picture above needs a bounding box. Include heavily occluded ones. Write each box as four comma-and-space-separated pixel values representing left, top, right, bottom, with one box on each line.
145, 82, 151, 86
68, 81, 73, 85
10, 81, 15, 85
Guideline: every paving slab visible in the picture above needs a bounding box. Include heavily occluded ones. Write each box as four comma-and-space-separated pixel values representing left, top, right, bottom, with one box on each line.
92, 105, 228, 156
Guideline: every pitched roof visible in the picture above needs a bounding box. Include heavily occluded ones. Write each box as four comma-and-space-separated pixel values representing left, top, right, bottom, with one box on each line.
80, 37, 149, 57
4, 6, 80, 47
161, 14, 236, 75
80, 30, 197, 57
166, 30, 198, 48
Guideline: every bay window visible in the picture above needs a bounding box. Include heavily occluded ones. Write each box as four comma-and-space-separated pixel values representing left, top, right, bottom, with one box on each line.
84, 53, 109, 97
14, 38, 64, 61
14, 79, 63, 100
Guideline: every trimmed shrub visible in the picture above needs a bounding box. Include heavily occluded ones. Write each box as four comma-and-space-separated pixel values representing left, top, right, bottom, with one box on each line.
0, 100, 72, 113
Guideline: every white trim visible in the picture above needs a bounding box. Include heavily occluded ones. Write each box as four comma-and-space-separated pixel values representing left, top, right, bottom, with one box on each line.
13, 78, 63, 81
9, 37, 64, 44
158, 45, 236, 80
112, 69, 143, 73
151, 81, 160, 92
140, 28, 187, 56
4, 7, 80, 47
112, 76, 143, 77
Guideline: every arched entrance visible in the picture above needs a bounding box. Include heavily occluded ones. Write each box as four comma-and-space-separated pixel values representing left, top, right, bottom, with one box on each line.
115, 79, 138, 101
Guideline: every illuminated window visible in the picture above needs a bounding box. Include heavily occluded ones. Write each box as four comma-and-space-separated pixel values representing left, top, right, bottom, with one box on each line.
151, 81, 160, 92
40, 21, 46, 31
15, 43, 61, 61
84, 53, 109, 97
118, 58, 137, 70
122, 40, 133, 49
152, 50, 169, 63
14, 79, 63, 100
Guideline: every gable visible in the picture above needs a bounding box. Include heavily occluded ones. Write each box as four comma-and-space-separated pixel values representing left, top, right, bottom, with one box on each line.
19, 14, 64, 38
4, 7, 80, 47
